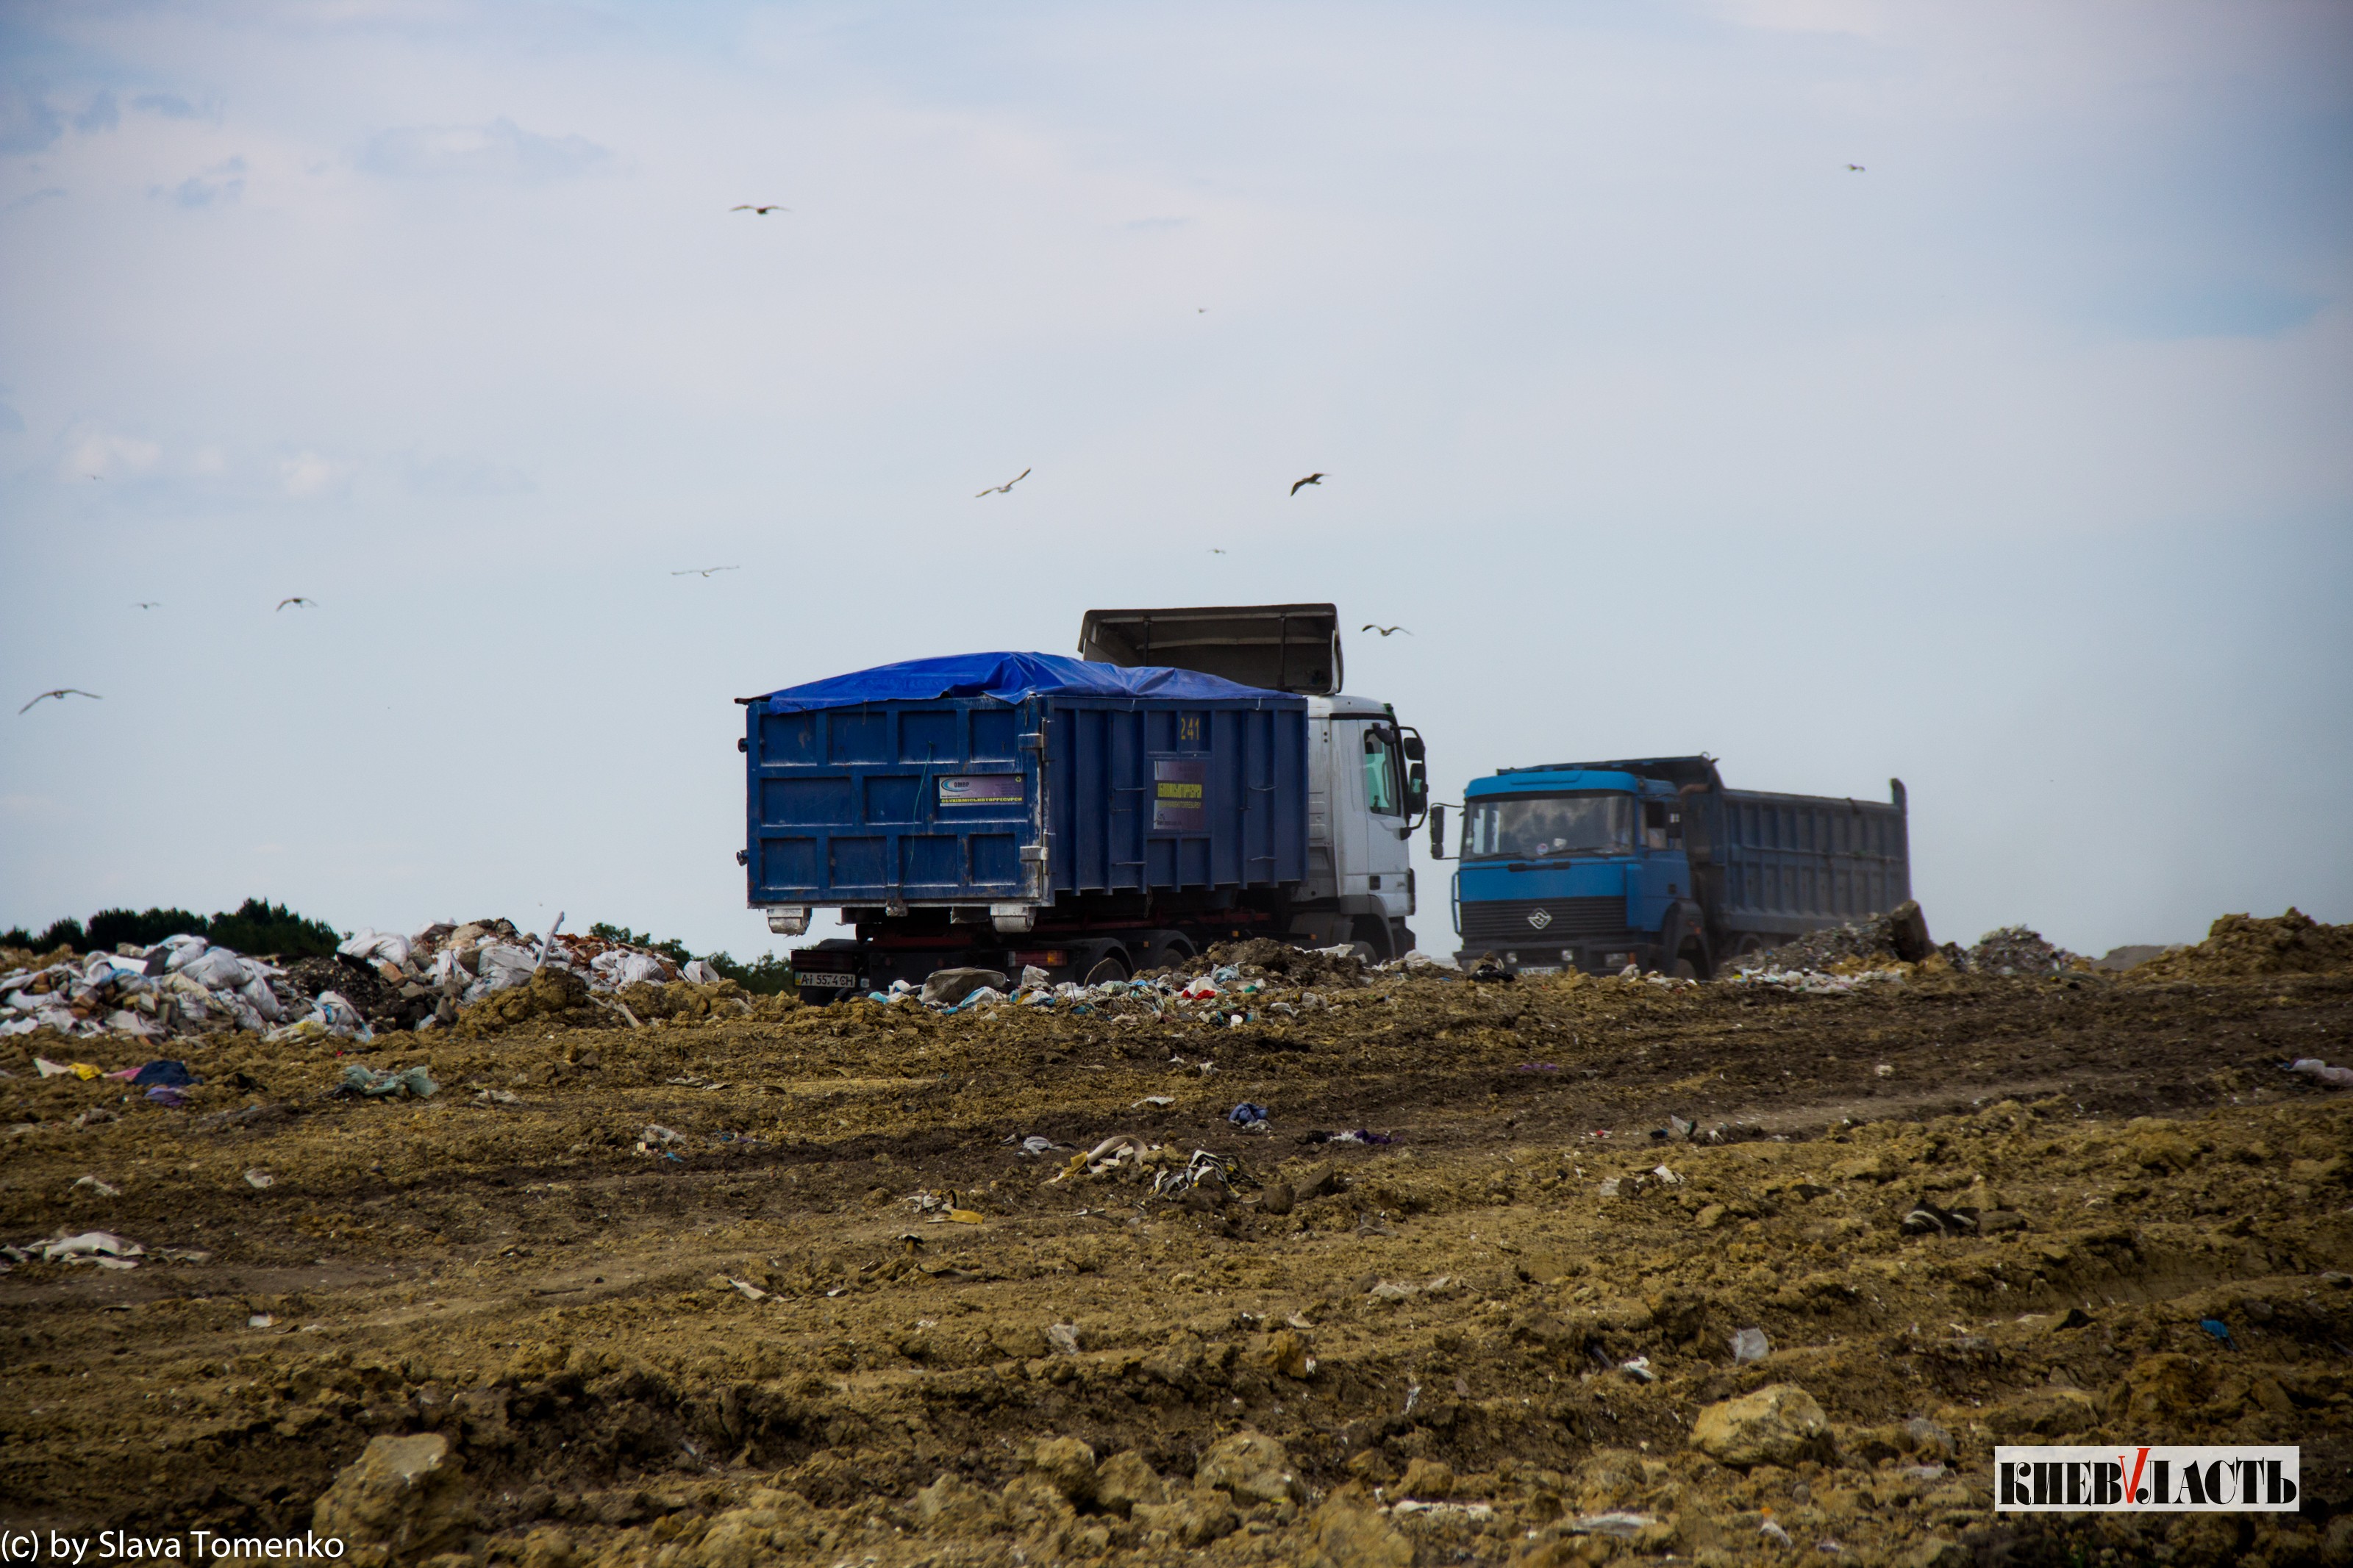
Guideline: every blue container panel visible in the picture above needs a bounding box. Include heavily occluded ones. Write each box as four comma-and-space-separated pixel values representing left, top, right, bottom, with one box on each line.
1043, 700, 1304, 896
751, 702, 1037, 903
748, 692, 1304, 905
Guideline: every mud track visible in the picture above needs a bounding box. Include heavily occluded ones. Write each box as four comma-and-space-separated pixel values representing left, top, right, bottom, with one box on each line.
4, 964, 2349, 1566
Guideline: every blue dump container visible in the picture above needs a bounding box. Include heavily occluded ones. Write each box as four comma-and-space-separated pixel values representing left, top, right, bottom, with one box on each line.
743, 652, 1307, 911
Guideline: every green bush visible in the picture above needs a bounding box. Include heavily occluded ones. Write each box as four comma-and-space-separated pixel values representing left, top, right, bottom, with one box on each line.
4, 898, 339, 959
88, 906, 210, 950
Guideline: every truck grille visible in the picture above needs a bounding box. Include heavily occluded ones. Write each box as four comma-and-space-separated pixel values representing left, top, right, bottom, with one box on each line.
1460, 895, 1624, 946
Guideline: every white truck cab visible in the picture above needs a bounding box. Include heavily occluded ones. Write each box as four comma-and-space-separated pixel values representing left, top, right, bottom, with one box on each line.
1079, 604, 1424, 957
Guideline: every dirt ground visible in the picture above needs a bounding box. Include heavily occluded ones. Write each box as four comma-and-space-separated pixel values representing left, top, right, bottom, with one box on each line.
4, 920, 2350, 1567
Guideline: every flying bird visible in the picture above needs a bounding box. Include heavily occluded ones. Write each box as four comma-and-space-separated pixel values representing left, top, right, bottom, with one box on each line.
19, 689, 101, 715
276, 597, 318, 610
1846, 164, 1865, 172
976, 468, 1031, 497
1361, 624, 1411, 637
671, 565, 740, 578
1290, 473, 1324, 496
729, 204, 790, 215
132, 601, 160, 609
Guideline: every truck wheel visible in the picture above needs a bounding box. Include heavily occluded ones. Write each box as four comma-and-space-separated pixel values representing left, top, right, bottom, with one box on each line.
1140, 933, 1193, 975
1351, 917, 1393, 963
1671, 954, 1699, 981
1083, 951, 1131, 985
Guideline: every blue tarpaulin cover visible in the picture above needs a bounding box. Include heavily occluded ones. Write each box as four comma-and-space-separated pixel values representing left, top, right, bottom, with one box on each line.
756, 652, 1302, 714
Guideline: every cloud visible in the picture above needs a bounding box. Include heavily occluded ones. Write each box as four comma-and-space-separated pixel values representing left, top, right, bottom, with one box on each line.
278, 450, 354, 498
359, 116, 610, 182
132, 93, 207, 121
73, 91, 118, 135
154, 157, 246, 208
2, 187, 65, 215
63, 426, 163, 479
0, 82, 63, 154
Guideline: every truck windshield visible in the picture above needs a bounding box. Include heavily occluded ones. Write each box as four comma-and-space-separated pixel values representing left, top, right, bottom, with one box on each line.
1462, 792, 1634, 860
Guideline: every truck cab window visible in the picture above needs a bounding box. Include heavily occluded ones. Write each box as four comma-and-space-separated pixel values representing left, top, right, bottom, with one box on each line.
1462, 792, 1633, 859
1362, 726, 1402, 816
1644, 799, 1669, 850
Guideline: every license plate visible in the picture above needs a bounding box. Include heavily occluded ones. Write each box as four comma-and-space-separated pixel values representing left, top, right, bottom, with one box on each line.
1515, 965, 1562, 976
794, 971, 858, 989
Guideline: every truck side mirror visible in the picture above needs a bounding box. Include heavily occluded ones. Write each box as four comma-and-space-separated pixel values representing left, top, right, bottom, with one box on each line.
1401, 733, 1425, 762
1429, 803, 1448, 860
1406, 762, 1427, 809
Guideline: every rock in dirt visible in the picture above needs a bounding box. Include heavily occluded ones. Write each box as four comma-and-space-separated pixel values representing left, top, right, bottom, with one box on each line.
1689, 1383, 1834, 1468
1397, 1456, 1454, 1499
2105, 1353, 2210, 1423
310, 1433, 470, 1567
1302, 1483, 1411, 1568
1196, 1428, 1303, 1506
1132, 1486, 1240, 1547
914, 1472, 1002, 1533
1028, 1436, 1096, 1503
1093, 1450, 1168, 1516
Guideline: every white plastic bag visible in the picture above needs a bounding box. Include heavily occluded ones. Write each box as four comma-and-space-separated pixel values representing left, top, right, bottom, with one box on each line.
338, 929, 413, 969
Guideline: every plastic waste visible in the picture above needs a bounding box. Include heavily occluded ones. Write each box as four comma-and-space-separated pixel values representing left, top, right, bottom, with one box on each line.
338, 929, 413, 969
1731, 1327, 1771, 1363
2199, 1318, 2236, 1349
1228, 1102, 1270, 1127
130, 1059, 196, 1087
2288, 1058, 2353, 1088
681, 959, 723, 986
332, 1064, 438, 1100
40, 1231, 144, 1264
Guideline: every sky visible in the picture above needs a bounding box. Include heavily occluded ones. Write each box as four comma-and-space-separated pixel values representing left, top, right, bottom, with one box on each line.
2, 0, 2349, 963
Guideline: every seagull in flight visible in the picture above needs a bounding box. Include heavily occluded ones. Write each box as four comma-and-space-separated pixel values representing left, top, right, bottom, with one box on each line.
20, 689, 101, 715
671, 565, 740, 578
976, 468, 1031, 497
1210, 548, 1227, 555
132, 601, 160, 609
1290, 473, 1324, 496
729, 204, 790, 215
1846, 164, 1865, 172
276, 597, 318, 611
1361, 624, 1411, 637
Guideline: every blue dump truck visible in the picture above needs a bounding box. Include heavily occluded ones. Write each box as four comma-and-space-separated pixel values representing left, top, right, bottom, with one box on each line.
1439, 756, 1910, 978
740, 606, 1430, 1002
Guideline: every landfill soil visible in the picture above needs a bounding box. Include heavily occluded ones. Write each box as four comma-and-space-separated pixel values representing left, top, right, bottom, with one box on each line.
4, 911, 2350, 1567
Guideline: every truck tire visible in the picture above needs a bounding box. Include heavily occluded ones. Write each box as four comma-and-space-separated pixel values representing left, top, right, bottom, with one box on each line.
1670, 954, 1699, 981
1083, 951, 1131, 985
1140, 932, 1194, 976
1351, 917, 1393, 963
1389, 919, 1417, 959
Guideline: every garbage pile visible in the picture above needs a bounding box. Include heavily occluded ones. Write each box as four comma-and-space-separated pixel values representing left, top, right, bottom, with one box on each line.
1737, 903, 2086, 979
2, 941, 294, 1042
0, 914, 699, 1045
1963, 924, 2085, 976
857, 955, 1355, 1028
1737, 900, 1941, 975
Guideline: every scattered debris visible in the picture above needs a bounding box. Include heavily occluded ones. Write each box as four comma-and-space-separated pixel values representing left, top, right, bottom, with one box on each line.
331, 1064, 438, 1100
1732, 1327, 1771, 1363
